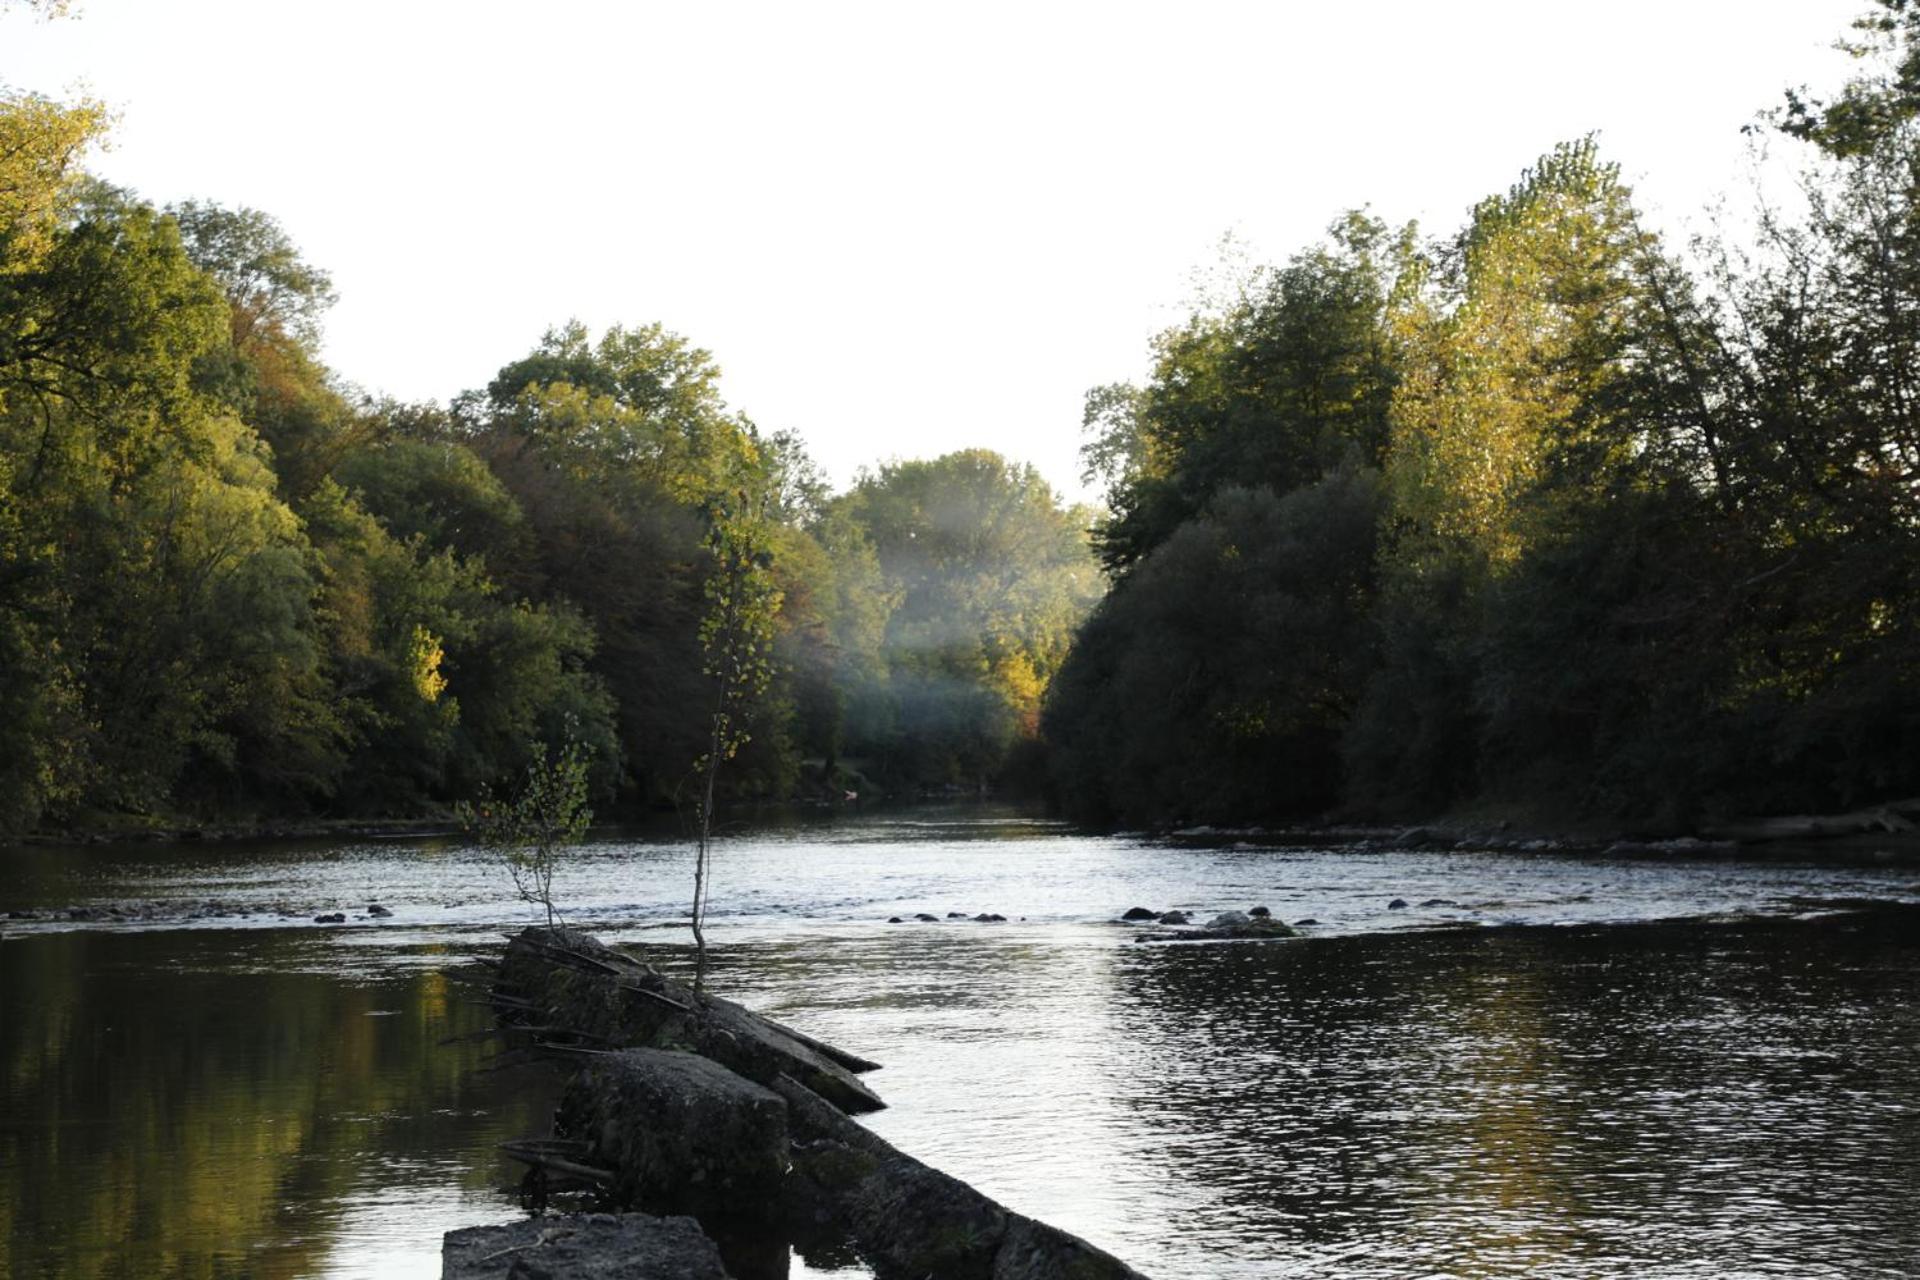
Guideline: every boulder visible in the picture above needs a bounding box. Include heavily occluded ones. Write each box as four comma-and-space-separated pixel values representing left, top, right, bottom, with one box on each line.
1388, 899, 1408, 910
1119, 907, 1157, 922
556, 1050, 788, 1219
1156, 911, 1190, 925
441, 1212, 730, 1280
1248, 906, 1271, 918
1206, 911, 1250, 929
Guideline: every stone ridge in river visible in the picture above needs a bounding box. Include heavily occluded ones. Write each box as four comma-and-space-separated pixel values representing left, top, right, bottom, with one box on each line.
441, 1212, 730, 1279
557, 1049, 789, 1220
494, 927, 884, 1114
776, 1075, 1153, 1280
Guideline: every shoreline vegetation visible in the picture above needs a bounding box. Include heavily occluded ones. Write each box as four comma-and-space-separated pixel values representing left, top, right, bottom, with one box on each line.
14, 792, 1920, 865
6, 4, 1920, 847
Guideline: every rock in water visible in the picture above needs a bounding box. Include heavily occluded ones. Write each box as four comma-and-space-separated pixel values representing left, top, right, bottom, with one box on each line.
557, 1050, 789, 1220
1120, 907, 1157, 921
442, 1212, 729, 1280
496, 927, 884, 1114
1206, 911, 1251, 929
776, 1076, 1151, 1280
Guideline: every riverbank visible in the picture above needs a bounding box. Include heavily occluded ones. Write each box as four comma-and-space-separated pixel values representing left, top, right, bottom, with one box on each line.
1159, 813, 1920, 866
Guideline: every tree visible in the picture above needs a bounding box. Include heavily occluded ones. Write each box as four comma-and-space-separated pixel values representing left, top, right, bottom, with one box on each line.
690, 489, 781, 993
833, 449, 1100, 788
459, 737, 593, 931
1046, 467, 1385, 826
1086, 213, 1413, 574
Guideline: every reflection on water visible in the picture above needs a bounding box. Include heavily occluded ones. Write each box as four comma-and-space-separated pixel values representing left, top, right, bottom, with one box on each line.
0, 930, 556, 1280
2, 817, 1918, 1278
1095, 915, 1920, 1276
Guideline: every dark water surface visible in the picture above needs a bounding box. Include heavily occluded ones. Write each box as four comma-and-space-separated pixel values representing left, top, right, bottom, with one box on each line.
3, 811, 1918, 1278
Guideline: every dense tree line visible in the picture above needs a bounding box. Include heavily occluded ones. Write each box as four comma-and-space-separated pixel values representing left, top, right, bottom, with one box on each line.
1047, 3, 1920, 831
0, 87, 1096, 836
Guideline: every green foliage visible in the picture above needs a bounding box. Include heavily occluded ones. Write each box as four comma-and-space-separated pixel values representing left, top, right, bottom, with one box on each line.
334, 434, 529, 571
833, 449, 1101, 789
1058, 13, 1920, 829
1047, 469, 1385, 826
170, 200, 336, 347
458, 738, 593, 931
689, 485, 783, 990
20, 1, 1920, 845
1089, 213, 1413, 574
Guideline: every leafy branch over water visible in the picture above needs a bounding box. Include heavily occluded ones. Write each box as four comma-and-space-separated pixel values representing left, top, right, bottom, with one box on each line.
458, 739, 592, 931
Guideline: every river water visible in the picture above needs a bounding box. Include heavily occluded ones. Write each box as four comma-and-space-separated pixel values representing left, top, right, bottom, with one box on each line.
3, 807, 1918, 1278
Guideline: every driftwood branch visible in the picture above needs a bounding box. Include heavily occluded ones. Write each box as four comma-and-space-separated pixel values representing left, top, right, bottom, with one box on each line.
497, 1143, 616, 1186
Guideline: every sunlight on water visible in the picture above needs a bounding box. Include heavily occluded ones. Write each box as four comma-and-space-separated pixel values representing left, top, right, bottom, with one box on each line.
3, 809, 1917, 1278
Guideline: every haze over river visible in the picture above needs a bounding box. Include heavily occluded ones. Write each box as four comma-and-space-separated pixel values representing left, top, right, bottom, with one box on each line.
4, 808, 1918, 1278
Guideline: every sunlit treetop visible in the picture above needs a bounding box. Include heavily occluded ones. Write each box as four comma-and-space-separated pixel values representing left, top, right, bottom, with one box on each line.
0, 90, 109, 275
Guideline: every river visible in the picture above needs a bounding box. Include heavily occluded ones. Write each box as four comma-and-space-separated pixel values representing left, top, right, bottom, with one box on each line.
3, 807, 1918, 1278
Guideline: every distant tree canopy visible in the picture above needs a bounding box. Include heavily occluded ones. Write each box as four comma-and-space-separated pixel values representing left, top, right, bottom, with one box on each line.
832, 450, 1101, 789
1047, 6, 1920, 830
8, 3, 1918, 839
0, 84, 1098, 834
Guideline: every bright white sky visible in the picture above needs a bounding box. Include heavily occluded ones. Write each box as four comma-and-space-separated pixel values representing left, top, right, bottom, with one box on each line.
0, 1, 1861, 503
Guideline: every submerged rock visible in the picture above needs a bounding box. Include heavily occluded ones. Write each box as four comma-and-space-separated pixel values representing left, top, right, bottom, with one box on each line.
1136, 917, 1297, 943
367, 903, 392, 918
441, 1212, 728, 1280
1248, 906, 1271, 918
313, 912, 346, 924
1207, 911, 1251, 929
1388, 899, 1409, 910
1157, 911, 1190, 925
